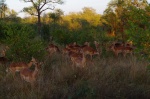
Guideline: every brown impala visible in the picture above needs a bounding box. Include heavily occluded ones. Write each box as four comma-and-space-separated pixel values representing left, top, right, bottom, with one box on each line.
46, 43, 60, 56
110, 44, 133, 57
20, 62, 42, 87
81, 46, 99, 60
6, 57, 37, 76
69, 51, 86, 68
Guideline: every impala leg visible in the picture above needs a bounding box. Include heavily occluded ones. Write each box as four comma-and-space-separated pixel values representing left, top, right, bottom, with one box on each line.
90, 55, 93, 61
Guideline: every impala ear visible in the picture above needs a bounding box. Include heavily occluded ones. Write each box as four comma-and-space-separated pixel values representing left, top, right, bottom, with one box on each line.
31, 57, 36, 61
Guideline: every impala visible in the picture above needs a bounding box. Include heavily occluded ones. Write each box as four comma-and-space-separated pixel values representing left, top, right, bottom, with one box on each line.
1, 49, 6, 57
46, 43, 60, 56
6, 57, 37, 76
106, 41, 124, 52
84, 41, 90, 46
62, 48, 71, 55
20, 62, 42, 87
94, 41, 102, 54
79, 42, 90, 49
0, 45, 9, 56
66, 45, 81, 53
110, 44, 133, 57
67, 42, 77, 47
66, 42, 81, 49
122, 46, 133, 57
81, 46, 99, 60
124, 41, 133, 47
69, 51, 86, 68
94, 41, 100, 50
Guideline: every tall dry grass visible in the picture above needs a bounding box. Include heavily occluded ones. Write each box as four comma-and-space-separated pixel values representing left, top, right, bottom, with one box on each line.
0, 53, 150, 99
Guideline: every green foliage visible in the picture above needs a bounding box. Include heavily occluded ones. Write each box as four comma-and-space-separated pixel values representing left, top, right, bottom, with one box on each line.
125, 6, 150, 59
2, 23, 46, 61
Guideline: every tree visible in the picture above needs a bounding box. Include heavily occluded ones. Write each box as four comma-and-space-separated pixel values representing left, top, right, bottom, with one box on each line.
0, 0, 7, 18
102, 0, 148, 41
49, 9, 63, 32
49, 9, 64, 23
21, 0, 63, 37
6, 9, 18, 18
80, 7, 101, 27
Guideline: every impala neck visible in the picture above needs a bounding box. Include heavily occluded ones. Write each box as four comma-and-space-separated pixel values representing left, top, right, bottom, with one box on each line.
32, 65, 38, 78
28, 61, 33, 68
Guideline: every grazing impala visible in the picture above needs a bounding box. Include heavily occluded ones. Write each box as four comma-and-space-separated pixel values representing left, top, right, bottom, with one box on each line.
20, 62, 42, 87
46, 43, 60, 56
6, 57, 37, 76
69, 51, 86, 68
110, 43, 133, 57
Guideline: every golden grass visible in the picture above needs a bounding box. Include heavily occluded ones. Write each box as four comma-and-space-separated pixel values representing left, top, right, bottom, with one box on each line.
0, 53, 150, 99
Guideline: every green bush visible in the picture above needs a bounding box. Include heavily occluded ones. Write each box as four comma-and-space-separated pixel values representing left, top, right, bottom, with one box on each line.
2, 23, 46, 61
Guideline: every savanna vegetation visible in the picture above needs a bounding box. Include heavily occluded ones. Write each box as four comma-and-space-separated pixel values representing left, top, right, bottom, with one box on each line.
0, 0, 150, 99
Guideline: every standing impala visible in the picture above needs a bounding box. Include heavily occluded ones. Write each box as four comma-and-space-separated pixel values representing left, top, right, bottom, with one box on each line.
6, 57, 37, 76
69, 51, 86, 68
110, 43, 133, 57
20, 62, 42, 87
94, 41, 102, 55
46, 43, 60, 57
81, 46, 99, 60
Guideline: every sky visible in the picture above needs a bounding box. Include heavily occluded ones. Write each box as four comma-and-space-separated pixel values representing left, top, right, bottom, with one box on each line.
5, 0, 111, 17
5, 0, 150, 18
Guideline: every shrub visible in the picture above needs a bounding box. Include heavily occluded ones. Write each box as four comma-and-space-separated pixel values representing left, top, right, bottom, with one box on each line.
2, 23, 46, 61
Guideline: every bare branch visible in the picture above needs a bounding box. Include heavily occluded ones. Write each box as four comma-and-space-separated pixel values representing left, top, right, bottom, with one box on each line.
39, 0, 47, 10
21, 0, 32, 2
30, 0, 38, 9
40, 6, 55, 13
26, 11, 38, 16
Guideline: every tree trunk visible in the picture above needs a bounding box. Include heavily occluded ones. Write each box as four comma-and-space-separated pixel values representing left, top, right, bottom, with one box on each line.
37, 11, 41, 37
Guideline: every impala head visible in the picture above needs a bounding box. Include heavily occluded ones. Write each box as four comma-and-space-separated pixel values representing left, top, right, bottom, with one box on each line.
73, 42, 77, 46
1, 50, 6, 57
84, 41, 90, 46
94, 41, 98, 45
112, 41, 123, 47
34, 61, 43, 70
125, 41, 133, 47
31, 57, 38, 65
